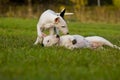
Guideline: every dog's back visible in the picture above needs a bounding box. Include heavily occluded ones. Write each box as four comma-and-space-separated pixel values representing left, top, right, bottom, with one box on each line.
38, 10, 58, 25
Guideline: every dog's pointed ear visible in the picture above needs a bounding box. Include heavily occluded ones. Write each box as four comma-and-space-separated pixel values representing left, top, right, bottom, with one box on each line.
60, 8, 66, 18
54, 17, 60, 23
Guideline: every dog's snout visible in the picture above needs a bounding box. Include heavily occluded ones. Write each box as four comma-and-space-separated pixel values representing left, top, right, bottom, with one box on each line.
41, 43, 44, 47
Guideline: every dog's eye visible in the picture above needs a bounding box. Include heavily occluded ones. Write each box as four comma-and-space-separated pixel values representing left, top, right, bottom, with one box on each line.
61, 26, 65, 28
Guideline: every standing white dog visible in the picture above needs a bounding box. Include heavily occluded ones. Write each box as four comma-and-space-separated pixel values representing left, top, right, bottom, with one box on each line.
34, 9, 69, 45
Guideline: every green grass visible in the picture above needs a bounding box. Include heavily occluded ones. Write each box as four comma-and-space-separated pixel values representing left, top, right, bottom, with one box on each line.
0, 17, 120, 80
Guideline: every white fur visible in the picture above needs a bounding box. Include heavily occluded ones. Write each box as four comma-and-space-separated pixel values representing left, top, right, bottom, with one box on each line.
34, 9, 69, 45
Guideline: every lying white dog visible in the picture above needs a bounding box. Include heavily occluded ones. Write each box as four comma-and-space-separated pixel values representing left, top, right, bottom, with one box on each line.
42, 35, 120, 50
42, 35, 90, 49
34, 9, 69, 45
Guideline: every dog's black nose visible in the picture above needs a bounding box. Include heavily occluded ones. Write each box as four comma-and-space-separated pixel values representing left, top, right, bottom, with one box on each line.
41, 43, 44, 47
67, 33, 69, 34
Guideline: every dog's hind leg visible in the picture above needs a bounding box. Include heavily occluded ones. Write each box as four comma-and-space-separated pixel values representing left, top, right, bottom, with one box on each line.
34, 24, 43, 45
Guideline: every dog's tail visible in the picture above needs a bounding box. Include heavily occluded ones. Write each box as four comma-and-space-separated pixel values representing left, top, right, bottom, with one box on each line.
56, 13, 74, 16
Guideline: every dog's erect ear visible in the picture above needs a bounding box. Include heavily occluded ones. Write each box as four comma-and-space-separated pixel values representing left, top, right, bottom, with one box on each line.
54, 17, 60, 23
60, 8, 66, 18
72, 39, 77, 45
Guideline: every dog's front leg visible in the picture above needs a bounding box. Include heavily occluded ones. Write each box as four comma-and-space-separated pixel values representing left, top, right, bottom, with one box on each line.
53, 27, 59, 35
34, 36, 43, 45
49, 27, 55, 35
49, 27, 59, 35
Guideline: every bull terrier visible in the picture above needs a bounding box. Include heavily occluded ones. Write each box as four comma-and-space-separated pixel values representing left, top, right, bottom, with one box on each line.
42, 35, 120, 50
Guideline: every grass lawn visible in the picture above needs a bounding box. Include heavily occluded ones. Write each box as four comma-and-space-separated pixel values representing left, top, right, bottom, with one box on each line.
0, 17, 120, 80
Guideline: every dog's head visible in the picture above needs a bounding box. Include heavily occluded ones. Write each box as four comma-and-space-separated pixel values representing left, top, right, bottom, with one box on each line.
54, 8, 69, 35
42, 35, 60, 47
